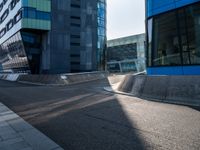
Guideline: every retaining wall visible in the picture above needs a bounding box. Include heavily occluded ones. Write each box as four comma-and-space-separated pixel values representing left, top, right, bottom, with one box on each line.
0, 71, 108, 85
118, 75, 200, 106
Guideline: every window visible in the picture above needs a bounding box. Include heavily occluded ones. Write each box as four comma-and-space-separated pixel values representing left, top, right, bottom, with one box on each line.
70, 35, 80, 39
70, 23, 80, 27
10, 0, 16, 10
147, 18, 153, 66
70, 16, 80, 20
98, 18, 105, 27
98, 27, 105, 36
153, 11, 181, 66
71, 4, 80, 8
147, 2, 200, 67
0, 3, 3, 12
70, 42, 80, 46
14, 10, 22, 23
21, 7, 50, 20
37, 11, 50, 20
0, 32, 30, 73
28, 8, 36, 19
182, 4, 200, 64
0, 28, 6, 38
6, 19, 13, 31
1, 9, 9, 22
3, 0, 8, 5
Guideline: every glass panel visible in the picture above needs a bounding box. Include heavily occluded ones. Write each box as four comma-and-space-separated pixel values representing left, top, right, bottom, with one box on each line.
21, 7, 50, 20
147, 18, 153, 66
147, 1, 200, 67
97, 0, 106, 70
152, 11, 181, 66
0, 32, 30, 73
185, 3, 200, 64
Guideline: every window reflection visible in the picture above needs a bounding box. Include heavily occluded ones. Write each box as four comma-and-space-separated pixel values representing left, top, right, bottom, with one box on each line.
153, 11, 181, 66
184, 4, 200, 64
0, 32, 30, 73
97, 0, 106, 70
147, 2, 200, 67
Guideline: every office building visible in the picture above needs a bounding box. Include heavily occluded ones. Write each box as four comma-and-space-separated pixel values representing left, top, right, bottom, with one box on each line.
0, 0, 106, 74
146, 0, 200, 75
107, 33, 145, 73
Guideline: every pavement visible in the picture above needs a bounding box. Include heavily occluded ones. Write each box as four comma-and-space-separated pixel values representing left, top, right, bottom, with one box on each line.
0, 102, 63, 150
0, 79, 200, 150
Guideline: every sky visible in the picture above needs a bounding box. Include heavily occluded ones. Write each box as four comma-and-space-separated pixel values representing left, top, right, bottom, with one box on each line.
107, 0, 145, 40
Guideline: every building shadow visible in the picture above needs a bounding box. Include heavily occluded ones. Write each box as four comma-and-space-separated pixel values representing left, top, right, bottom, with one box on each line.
0, 78, 149, 150
189, 106, 200, 112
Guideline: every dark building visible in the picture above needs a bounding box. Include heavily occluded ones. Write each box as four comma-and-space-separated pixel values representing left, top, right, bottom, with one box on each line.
107, 43, 137, 61
107, 34, 146, 73
146, 0, 200, 75
0, 0, 106, 74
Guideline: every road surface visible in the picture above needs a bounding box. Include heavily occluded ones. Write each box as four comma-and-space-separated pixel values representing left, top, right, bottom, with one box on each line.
0, 79, 200, 150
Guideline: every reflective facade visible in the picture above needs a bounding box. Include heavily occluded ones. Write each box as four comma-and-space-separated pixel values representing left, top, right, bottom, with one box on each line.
0, 32, 29, 73
97, 0, 106, 70
0, 0, 106, 74
107, 34, 146, 73
146, 0, 200, 75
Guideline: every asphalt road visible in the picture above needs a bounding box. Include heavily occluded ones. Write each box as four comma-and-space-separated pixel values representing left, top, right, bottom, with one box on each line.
0, 79, 200, 150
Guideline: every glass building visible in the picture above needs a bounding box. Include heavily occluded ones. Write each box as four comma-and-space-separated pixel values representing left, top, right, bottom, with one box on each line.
107, 34, 146, 73
146, 0, 200, 75
0, 0, 106, 74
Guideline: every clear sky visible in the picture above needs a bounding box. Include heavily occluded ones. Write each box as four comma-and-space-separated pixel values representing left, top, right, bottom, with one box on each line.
107, 0, 145, 40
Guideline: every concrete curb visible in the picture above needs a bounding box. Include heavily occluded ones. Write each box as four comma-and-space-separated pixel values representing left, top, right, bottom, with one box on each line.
106, 75, 200, 106
0, 71, 108, 86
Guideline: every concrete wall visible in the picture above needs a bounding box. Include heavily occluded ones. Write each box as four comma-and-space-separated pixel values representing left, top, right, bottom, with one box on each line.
118, 75, 200, 106
0, 71, 108, 85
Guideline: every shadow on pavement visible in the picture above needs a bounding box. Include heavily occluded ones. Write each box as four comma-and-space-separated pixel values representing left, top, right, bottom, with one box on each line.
0, 78, 149, 150
190, 106, 200, 112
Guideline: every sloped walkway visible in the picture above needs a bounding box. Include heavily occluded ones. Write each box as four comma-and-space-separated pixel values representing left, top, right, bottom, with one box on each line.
0, 102, 63, 150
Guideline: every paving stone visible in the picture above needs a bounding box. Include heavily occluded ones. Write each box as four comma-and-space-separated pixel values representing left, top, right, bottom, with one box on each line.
52, 147, 64, 150
0, 103, 63, 150
0, 137, 24, 146
1, 132, 20, 141
11, 141, 31, 150
0, 123, 16, 133
0, 120, 9, 127
7, 118, 33, 132
0, 125, 17, 140
19, 128, 62, 150
0, 110, 14, 116
1, 112, 19, 122
21, 148, 33, 150
0, 109, 12, 116
0, 140, 31, 150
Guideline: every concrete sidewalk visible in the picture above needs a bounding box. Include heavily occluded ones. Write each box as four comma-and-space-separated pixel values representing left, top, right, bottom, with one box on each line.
0, 102, 63, 150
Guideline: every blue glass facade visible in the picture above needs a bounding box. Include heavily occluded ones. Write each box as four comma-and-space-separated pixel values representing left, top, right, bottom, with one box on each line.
22, 7, 50, 20
0, 0, 51, 74
146, 0, 200, 75
146, 0, 200, 17
0, 0, 107, 74
97, 0, 106, 70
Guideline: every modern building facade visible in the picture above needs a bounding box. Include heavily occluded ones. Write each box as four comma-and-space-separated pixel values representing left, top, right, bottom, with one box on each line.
0, 0, 106, 74
107, 34, 146, 73
146, 0, 200, 75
